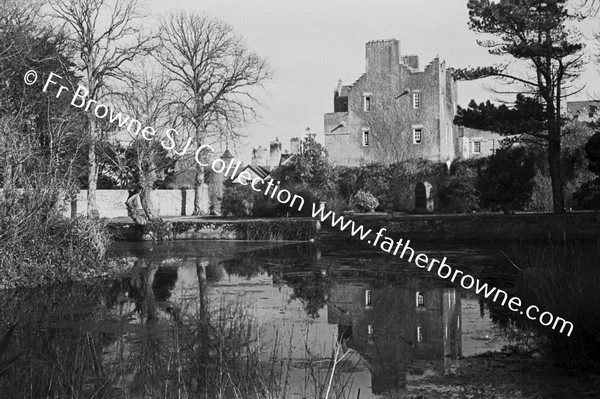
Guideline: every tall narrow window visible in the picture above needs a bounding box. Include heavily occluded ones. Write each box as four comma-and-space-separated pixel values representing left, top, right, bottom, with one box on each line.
445, 123, 449, 143
473, 141, 481, 153
367, 325, 374, 336
416, 292, 424, 307
363, 130, 370, 147
417, 326, 424, 342
412, 92, 420, 109
365, 290, 372, 306
413, 128, 422, 144
364, 95, 371, 112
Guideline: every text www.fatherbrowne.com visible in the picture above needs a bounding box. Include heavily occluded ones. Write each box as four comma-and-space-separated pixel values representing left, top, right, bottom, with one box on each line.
27, 69, 574, 338
310, 204, 574, 337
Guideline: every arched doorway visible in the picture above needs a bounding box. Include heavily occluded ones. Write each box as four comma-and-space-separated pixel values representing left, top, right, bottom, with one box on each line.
414, 182, 433, 212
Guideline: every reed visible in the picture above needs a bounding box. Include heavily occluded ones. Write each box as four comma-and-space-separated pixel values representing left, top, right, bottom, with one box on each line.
0, 284, 361, 398
509, 240, 600, 371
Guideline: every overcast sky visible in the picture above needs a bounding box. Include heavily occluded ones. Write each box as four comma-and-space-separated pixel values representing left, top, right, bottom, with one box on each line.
144, 0, 600, 162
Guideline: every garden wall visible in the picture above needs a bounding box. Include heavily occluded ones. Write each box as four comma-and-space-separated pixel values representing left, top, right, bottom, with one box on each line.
67, 188, 208, 218
333, 212, 600, 242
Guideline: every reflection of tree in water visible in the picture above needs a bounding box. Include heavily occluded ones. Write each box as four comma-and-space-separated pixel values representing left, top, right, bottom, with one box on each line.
219, 243, 318, 279
220, 255, 265, 278
287, 272, 332, 318
0, 253, 295, 398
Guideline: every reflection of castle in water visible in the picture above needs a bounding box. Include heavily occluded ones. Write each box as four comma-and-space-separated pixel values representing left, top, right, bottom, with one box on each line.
327, 282, 462, 394
114, 242, 462, 395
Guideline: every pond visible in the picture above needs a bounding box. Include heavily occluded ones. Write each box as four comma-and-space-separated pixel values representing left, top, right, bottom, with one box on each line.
0, 239, 592, 398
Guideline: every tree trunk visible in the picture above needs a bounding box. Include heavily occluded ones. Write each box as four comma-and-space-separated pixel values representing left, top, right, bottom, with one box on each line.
142, 259, 158, 324
548, 128, 565, 214
139, 188, 154, 220
139, 153, 157, 220
195, 256, 209, 360
126, 192, 148, 225
87, 117, 99, 218
193, 163, 205, 215
3, 163, 12, 190
70, 191, 78, 219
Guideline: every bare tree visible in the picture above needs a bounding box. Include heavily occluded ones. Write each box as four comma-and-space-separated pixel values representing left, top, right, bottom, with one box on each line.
109, 68, 175, 223
48, 0, 155, 218
157, 12, 271, 215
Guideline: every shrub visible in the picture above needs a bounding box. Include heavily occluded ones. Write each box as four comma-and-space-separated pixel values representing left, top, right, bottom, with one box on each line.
0, 215, 111, 289
0, 186, 113, 289
323, 193, 353, 214
436, 161, 480, 213
573, 178, 600, 210
438, 175, 480, 213
142, 218, 171, 242
359, 163, 389, 208
251, 194, 279, 217
335, 166, 361, 202
222, 185, 253, 217
352, 190, 379, 212
477, 147, 536, 213
525, 171, 554, 212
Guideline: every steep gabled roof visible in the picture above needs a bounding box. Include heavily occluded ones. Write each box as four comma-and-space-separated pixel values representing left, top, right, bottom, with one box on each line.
221, 149, 234, 159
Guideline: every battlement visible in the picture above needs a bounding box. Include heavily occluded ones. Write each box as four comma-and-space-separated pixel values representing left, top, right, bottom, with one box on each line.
366, 39, 400, 75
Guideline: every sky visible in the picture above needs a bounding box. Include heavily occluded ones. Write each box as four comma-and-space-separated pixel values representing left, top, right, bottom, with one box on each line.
145, 0, 600, 163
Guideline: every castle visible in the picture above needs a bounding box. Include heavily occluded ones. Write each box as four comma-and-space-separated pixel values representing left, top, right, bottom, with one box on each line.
324, 39, 503, 166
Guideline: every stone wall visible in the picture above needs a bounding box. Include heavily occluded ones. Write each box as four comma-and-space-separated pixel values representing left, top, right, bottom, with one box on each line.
339, 212, 600, 242
109, 218, 319, 241
69, 188, 206, 218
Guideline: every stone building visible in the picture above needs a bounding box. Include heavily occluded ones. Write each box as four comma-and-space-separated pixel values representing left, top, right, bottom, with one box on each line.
324, 39, 511, 168
325, 39, 460, 166
323, 39, 512, 213
567, 100, 600, 123
457, 127, 505, 159
250, 137, 300, 171
232, 137, 301, 185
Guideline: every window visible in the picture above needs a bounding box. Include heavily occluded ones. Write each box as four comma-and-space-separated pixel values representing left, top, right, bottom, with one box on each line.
416, 292, 424, 307
363, 95, 371, 112
362, 129, 370, 147
412, 92, 420, 109
413, 128, 422, 144
473, 141, 481, 153
445, 123, 449, 143
367, 325, 374, 336
417, 326, 424, 342
365, 290, 372, 306
448, 290, 455, 308
590, 105, 597, 118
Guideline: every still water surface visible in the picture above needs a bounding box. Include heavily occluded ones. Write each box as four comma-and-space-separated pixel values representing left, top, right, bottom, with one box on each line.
0, 239, 551, 398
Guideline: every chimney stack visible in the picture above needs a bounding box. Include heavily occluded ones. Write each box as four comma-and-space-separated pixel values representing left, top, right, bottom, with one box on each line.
269, 138, 282, 169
